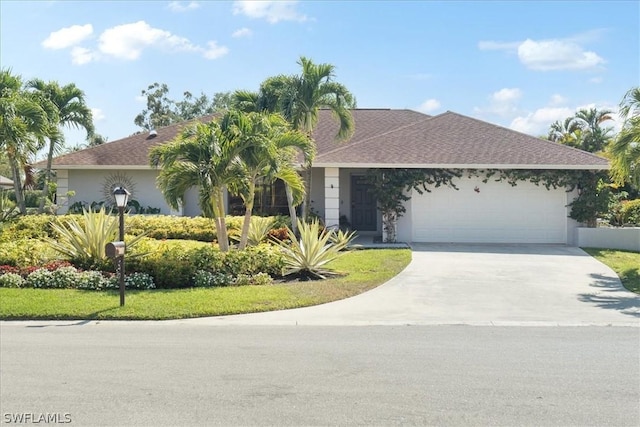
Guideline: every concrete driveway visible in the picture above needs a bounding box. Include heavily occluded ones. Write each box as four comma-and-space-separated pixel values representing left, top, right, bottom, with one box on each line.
190, 244, 640, 326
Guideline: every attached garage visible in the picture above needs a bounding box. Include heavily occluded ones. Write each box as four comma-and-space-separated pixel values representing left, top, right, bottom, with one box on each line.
410, 175, 570, 244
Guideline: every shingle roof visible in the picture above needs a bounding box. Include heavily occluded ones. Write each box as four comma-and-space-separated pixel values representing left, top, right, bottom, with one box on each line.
43, 109, 608, 170
314, 110, 609, 169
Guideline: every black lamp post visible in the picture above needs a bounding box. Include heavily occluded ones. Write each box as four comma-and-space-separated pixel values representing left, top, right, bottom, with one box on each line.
113, 186, 130, 306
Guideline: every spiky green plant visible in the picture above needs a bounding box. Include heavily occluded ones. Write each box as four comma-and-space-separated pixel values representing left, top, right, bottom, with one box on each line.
275, 219, 345, 279
47, 207, 145, 269
0, 191, 19, 226
328, 228, 358, 251
230, 216, 275, 247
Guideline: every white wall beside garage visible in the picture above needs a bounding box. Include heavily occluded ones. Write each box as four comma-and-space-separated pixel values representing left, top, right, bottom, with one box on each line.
397, 174, 578, 244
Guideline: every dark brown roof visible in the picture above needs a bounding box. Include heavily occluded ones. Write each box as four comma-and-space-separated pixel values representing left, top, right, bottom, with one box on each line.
42, 114, 216, 168
314, 110, 609, 169
42, 109, 608, 170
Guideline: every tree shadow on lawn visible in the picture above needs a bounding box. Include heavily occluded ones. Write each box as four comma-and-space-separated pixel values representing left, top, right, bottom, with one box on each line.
578, 273, 640, 318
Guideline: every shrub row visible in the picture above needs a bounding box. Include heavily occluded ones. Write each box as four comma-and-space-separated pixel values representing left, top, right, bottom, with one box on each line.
128, 241, 285, 288
1, 214, 291, 242
0, 266, 155, 291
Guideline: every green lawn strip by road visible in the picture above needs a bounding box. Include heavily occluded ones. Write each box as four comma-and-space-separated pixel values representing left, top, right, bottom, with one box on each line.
0, 249, 411, 320
583, 248, 640, 294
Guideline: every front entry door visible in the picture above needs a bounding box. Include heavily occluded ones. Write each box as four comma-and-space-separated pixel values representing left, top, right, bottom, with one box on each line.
351, 176, 377, 231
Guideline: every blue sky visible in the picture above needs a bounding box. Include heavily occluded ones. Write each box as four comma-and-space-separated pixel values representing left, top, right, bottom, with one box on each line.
1, 0, 637, 150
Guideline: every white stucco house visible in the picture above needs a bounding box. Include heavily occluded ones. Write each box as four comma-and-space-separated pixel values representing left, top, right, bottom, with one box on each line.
39, 109, 609, 245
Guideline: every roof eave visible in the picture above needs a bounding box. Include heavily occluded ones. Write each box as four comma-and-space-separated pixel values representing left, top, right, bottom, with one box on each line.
313, 162, 610, 170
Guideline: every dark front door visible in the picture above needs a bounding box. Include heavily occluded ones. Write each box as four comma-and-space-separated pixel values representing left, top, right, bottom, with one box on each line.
351, 176, 377, 231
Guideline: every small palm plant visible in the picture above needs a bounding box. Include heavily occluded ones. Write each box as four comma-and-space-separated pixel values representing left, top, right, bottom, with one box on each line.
275, 219, 356, 279
0, 191, 19, 226
230, 216, 275, 247
48, 207, 145, 269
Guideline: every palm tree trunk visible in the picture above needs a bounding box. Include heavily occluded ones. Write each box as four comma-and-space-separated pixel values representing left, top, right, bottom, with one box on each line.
38, 138, 56, 213
8, 155, 26, 214
216, 192, 229, 252
285, 183, 298, 235
301, 166, 312, 221
239, 182, 255, 250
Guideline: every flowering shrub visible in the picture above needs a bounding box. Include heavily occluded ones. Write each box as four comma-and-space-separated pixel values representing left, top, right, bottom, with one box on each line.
124, 272, 156, 290
193, 270, 233, 287
25, 268, 54, 288
0, 273, 25, 288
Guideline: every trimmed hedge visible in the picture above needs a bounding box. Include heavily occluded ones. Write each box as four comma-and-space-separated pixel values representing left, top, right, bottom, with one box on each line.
1, 214, 289, 242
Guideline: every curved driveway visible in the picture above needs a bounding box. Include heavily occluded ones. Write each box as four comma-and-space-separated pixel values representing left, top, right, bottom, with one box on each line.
191, 244, 640, 326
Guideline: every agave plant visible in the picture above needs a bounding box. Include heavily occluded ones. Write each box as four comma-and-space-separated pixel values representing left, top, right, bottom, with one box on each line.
275, 219, 346, 279
328, 228, 358, 251
47, 207, 146, 269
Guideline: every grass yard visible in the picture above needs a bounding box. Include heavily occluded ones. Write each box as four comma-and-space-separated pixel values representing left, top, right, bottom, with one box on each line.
583, 248, 640, 294
0, 249, 411, 320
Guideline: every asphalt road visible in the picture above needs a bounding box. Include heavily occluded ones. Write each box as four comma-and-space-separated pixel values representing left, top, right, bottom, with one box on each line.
1, 323, 639, 426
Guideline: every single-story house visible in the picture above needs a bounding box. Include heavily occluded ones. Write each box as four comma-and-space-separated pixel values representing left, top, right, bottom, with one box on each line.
0, 175, 14, 190
41, 109, 609, 245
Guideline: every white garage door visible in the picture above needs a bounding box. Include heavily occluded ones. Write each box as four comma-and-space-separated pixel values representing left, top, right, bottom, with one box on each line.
412, 176, 568, 244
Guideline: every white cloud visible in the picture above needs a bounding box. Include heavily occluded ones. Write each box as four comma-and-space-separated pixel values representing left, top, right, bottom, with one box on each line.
96, 21, 227, 61
232, 27, 253, 38
589, 76, 603, 84
479, 34, 605, 71
203, 41, 229, 59
91, 108, 105, 121
509, 107, 574, 135
517, 39, 604, 71
549, 94, 567, 106
167, 1, 200, 12
42, 24, 93, 49
492, 88, 521, 103
475, 88, 522, 117
417, 99, 441, 114
232, 1, 307, 23
70, 46, 96, 65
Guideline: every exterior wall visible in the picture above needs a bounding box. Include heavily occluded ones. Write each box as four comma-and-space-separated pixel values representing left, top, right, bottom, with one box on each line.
309, 168, 325, 218
577, 228, 640, 252
62, 169, 173, 214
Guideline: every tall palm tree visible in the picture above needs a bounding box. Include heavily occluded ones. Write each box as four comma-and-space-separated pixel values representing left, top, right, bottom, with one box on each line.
27, 79, 94, 212
218, 110, 314, 249
0, 69, 49, 213
574, 107, 614, 153
284, 57, 355, 219
149, 119, 245, 252
548, 117, 582, 147
609, 87, 640, 187
234, 57, 356, 223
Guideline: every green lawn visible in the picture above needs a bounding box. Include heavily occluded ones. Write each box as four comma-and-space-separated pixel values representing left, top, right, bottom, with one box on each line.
0, 249, 411, 320
583, 248, 640, 294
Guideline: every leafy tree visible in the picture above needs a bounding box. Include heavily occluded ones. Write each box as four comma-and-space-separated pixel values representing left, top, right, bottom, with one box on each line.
27, 79, 94, 212
609, 87, 640, 188
0, 69, 49, 213
149, 119, 246, 252
135, 82, 232, 131
218, 110, 313, 249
